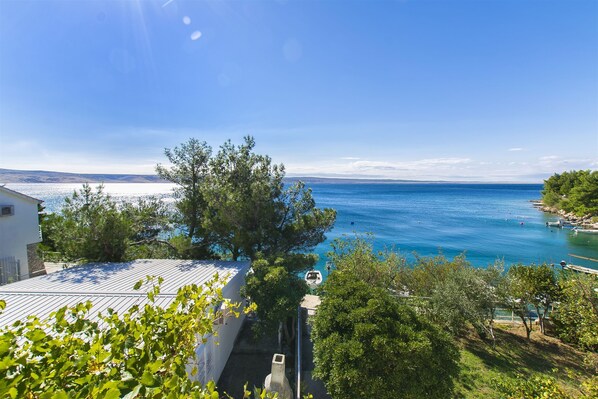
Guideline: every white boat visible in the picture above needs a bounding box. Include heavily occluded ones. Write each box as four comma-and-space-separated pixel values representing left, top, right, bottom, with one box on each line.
305, 270, 323, 288
546, 219, 564, 228
574, 228, 598, 235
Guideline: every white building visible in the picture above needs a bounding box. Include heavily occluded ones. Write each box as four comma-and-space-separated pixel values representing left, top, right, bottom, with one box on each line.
0, 186, 44, 283
0, 259, 251, 385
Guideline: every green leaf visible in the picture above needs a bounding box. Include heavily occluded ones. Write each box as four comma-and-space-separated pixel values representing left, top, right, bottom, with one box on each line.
51, 391, 68, 399
140, 371, 157, 387
103, 388, 121, 399
122, 384, 142, 399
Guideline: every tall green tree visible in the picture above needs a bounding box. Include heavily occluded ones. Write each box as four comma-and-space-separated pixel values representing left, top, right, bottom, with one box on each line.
312, 271, 459, 399
202, 136, 336, 262
157, 137, 336, 337
156, 138, 212, 248
201, 136, 284, 261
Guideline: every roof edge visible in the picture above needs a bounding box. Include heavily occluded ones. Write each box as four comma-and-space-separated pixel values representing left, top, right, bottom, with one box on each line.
0, 185, 43, 204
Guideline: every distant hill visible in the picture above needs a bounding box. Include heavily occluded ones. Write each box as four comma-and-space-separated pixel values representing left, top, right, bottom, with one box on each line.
0, 169, 166, 183
0, 168, 435, 184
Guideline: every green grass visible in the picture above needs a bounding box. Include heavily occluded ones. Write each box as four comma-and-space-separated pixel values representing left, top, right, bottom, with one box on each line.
454, 324, 596, 398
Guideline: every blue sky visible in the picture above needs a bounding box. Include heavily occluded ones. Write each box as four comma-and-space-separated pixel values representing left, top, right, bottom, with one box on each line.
0, 0, 596, 182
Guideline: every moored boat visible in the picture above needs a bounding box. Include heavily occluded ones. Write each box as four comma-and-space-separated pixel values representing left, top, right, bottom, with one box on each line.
573, 227, 598, 235
546, 219, 564, 228
305, 270, 323, 288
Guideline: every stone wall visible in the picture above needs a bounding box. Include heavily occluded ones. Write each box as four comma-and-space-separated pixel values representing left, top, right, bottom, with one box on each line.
27, 243, 46, 278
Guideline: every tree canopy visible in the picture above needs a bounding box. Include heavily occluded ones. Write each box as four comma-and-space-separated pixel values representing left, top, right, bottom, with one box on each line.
156, 136, 336, 263
552, 272, 598, 350
542, 170, 598, 217
156, 137, 336, 337
41, 185, 173, 262
311, 270, 460, 399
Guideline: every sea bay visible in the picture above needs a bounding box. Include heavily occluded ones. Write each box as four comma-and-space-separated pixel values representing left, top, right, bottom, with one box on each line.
7, 182, 598, 273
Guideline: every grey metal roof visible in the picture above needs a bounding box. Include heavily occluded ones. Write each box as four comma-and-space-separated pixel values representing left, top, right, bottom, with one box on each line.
0, 259, 250, 329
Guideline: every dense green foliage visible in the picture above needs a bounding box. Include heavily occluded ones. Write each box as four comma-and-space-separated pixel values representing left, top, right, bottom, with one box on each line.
552, 273, 598, 350
500, 263, 560, 339
157, 136, 336, 336
157, 136, 336, 263
542, 170, 598, 216
312, 271, 460, 399
0, 277, 248, 398
243, 256, 310, 338
156, 138, 213, 258
41, 185, 172, 262
320, 236, 597, 398
496, 373, 598, 399
315, 237, 462, 398
328, 236, 502, 341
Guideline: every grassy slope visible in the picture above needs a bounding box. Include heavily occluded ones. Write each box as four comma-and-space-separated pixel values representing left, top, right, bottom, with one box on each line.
455, 325, 596, 398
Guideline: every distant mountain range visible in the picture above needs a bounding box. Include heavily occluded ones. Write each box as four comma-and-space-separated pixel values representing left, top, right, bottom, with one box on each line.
0, 168, 430, 184
0, 169, 481, 184
0, 168, 166, 183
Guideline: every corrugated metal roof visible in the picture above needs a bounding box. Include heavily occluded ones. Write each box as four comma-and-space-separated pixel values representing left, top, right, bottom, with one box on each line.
0, 259, 250, 329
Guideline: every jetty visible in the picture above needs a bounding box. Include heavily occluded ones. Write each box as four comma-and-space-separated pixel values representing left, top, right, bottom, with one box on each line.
558, 262, 598, 276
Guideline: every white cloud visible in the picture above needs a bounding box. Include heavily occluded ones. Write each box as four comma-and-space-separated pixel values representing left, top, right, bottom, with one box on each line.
350, 158, 471, 172
508, 147, 524, 151
190, 31, 202, 41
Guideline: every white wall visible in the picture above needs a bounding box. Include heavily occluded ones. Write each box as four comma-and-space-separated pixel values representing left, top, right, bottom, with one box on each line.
0, 189, 41, 279
188, 268, 248, 385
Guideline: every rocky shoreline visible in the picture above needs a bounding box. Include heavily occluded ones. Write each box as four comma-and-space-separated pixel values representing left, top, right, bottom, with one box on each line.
530, 200, 598, 228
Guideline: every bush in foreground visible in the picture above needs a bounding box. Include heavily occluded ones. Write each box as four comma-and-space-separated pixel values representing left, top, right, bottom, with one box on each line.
0, 276, 288, 399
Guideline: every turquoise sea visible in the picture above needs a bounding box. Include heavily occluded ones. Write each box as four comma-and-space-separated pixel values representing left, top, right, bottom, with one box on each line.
7, 183, 598, 273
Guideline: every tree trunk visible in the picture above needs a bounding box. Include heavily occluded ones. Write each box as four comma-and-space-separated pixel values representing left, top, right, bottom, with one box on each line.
283, 316, 296, 345
518, 314, 532, 340
535, 305, 545, 334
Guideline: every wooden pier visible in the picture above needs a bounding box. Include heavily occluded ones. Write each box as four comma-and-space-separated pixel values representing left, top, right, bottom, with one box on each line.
561, 264, 598, 276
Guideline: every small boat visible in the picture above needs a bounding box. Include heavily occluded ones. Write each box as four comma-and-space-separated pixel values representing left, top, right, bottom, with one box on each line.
546, 219, 564, 228
574, 228, 598, 235
305, 270, 323, 288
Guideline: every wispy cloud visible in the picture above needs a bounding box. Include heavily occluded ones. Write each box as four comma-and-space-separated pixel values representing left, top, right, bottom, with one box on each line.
508, 147, 524, 152
351, 158, 472, 172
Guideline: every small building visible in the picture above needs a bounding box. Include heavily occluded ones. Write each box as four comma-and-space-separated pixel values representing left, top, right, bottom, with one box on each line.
0, 259, 251, 385
0, 186, 44, 283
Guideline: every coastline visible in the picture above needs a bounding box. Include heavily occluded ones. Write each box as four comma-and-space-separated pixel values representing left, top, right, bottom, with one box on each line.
531, 200, 598, 229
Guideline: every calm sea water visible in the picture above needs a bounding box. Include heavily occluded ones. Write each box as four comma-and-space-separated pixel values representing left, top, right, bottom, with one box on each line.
7, 183, 598, 273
